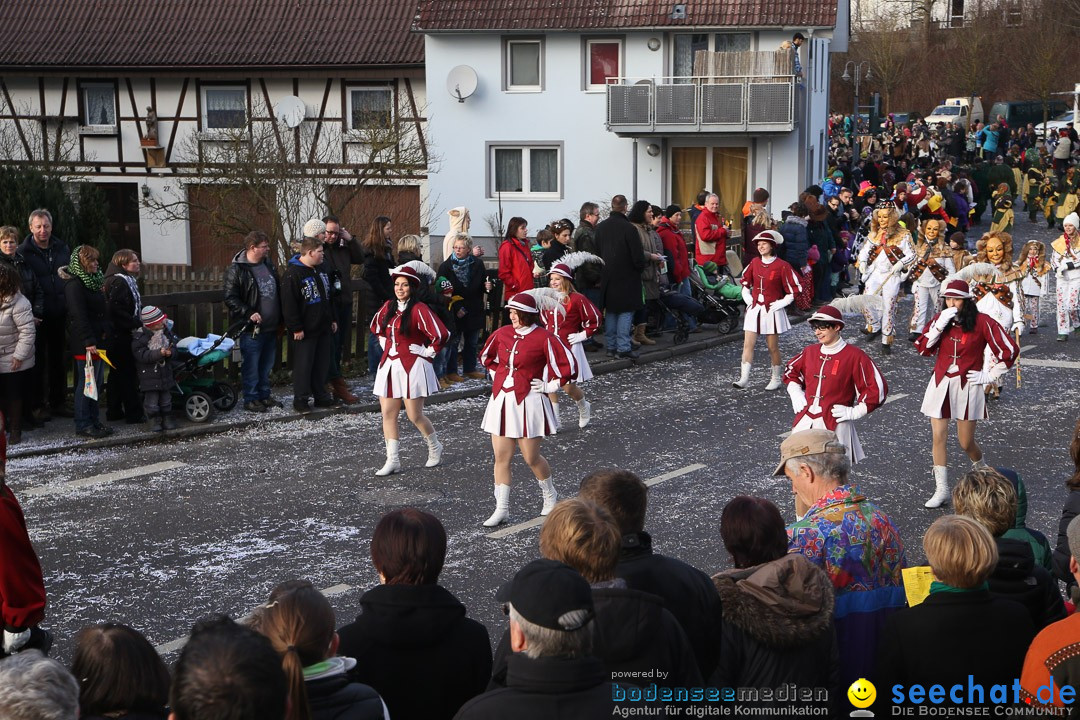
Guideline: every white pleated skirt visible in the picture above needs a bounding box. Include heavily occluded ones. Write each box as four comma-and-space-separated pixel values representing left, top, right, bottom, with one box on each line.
744, 304, 791, 334
570, 342, 593, 383
792, 414, 865, 464
481, 390, 556, 438
920, 374, 986, 420
373, 357, 438, 399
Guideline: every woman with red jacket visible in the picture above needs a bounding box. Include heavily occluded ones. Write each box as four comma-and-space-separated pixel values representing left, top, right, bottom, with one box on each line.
657, 205, 697, 331
370, 261, 449, 477
497, 218, 535, 309
543, 253, 603, 430
479, 289, 576, 527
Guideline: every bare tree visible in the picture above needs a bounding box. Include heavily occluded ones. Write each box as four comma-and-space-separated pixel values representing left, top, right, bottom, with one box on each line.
851, 13, 914, 114
0, 97, 88, 170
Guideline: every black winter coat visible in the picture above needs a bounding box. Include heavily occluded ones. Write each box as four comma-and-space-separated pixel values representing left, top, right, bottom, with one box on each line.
103, 264, 142, 344
131, 327, 178, 392
1053, 488, 1080, 587
337, 584, 492, 720
362, 243, 395, 309
396, 251, 437, 309
453, 655, 615, 720
82, 713, 167, 720
572, 222, 602, 289
437, 256, 485, 333
989, 537, 1066, 630
62, 268, 107, 355
596, 212, 645, 313
18, 235, 69, 319
616, 532, 723, 679
322, 236, 366, 306
0, 251, 44, 319
281, 257, 336, 336
779, 217, 810, 268
223, 250, 280, 324
306, 671, 386, 720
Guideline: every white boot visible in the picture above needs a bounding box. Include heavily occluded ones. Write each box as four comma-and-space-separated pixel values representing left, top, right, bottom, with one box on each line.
576, 398, 592, 428
551, 402, 561, 434
375, 439, 400, 476
483, 484, 511, 527
732, 362, 751, 389
424, 432, 443, 468
971, 457, 988, 469
765, 365, 783, 391
538, 477, 558, 516
924, 465, 950, 508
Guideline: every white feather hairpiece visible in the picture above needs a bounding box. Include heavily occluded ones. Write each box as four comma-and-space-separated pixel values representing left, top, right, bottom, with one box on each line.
391, 260, 436, 284
948, 262, 999, 283
829, 295, 883, 315
514, 288, 566, 317
556, 251, 604, 271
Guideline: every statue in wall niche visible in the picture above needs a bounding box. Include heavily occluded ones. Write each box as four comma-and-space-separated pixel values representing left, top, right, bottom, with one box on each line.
145, 106, 158, 146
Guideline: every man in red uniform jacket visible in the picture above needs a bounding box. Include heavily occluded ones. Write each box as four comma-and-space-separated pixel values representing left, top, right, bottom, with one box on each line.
694, 193, 728, 270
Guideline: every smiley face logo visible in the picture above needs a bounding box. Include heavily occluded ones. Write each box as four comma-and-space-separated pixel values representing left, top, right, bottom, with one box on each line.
848, 678, 876, 709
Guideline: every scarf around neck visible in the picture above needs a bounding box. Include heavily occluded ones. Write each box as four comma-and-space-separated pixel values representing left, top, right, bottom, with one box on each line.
68, 247, 104, 291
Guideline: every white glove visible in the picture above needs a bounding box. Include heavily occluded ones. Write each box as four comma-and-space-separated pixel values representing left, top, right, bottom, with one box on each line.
771, 294, 794, 311
932, 306, 958, 332
831, 403, 868, 422
530, 378, 561, 393
567, 331, 588, 345
408, 343, 436, 359
891, 260, 905, 274
741, 287, 753, 306
378, 336, 387, 350
1012, 320, 1024, 335
787, 383, 807, 415
966, 369, 991, 385
3, 629, 30, 655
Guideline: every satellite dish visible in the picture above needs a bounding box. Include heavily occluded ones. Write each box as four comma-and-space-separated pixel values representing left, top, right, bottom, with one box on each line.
274, 96, 307, 128
446, 66, 478, 103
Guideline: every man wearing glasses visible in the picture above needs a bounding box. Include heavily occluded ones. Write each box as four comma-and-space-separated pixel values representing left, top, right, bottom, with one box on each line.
224, 231, 282, 412
320, 214, 366, 404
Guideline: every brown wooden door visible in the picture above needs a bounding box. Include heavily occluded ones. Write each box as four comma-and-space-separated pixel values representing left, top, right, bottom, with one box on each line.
327, 185, 420, 243
188, 184, 277, 270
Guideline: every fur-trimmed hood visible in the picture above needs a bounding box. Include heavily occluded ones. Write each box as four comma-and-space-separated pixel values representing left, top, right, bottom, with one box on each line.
712, 554, 835, 649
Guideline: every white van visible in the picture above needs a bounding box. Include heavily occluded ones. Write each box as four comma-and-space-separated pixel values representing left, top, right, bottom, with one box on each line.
924, 97, 985, 128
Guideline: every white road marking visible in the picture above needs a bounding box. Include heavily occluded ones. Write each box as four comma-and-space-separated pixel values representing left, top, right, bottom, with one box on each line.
1020, 345, 1036, 353
1019, 358, 1080, 369
777, 394, 910, 438
22, 461, 187, 497
154, 582, 354, 655
485, 463, 708, 539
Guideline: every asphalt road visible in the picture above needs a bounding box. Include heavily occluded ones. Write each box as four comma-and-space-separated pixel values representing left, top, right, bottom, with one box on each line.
9, 216, 1077, 663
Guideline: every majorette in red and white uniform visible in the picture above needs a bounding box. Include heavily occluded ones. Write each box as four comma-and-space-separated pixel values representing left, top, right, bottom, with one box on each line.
480, 292, 576, 439
740, 246, 801, 334
544, 258, 602, 383
371, 266, 449, 399
916, 280, 1018, 420
783, 305, 888, 464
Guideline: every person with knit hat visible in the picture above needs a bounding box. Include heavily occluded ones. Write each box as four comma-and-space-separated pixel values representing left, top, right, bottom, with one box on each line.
60, 245, 112, 439
732, 229, 801, 391
369, 261, 449, 476
915, 279, 1019, 508
544, 253, 603, 430
130, 305, 178, 431
477, 289, 576, 527
783, 302, 888, 467
1051, 212, 1080, 340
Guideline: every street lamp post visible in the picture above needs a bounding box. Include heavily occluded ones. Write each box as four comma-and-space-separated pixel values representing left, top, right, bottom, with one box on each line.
841, 61, 872, 132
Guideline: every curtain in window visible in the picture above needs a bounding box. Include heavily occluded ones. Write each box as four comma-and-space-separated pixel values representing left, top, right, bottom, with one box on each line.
495, 148, 523, 192
671, 147, 707, 210
673, 34, 708, 78
510, 43, 540, 86
84, 86, 115, 126
712, 148, 748, 222
714, 33, 751, 52
205, 89, 246, 129
589, 42, 620, 86
530, 148, 558, 193
351, 89, 392, 130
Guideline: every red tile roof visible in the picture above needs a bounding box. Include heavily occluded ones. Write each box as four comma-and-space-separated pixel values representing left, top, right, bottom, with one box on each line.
415, 0, 838, 31
0, 0, 423, 71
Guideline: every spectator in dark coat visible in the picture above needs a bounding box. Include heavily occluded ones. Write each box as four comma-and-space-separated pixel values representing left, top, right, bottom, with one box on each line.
130, 306, 178, 433
0, 227, 43, 322
361, 216, 395, 376
62, 245, 112, 439
952, 468, 1066, 631
71, 623, 171, 720
337, 509, 491, 720
572, 202, 603, 311
321, 215, 366, 405
1054, 420, 1080, 590
223, 231, 282, 413
595, 195, 646, 359
779, 204, 811, 269
281, 235, 337, 415
18, 209, 70, 419
579, 468, 722, 679
102, 250, 145, 424
876, 516, 1035, 711
437, 234, 486, 380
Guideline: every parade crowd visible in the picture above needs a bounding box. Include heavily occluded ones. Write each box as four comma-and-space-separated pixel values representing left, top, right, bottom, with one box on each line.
2, 109, 1080, 718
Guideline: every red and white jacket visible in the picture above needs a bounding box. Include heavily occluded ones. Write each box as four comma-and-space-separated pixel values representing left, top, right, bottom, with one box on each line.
783, 340, 888, 431
741, 257, 801, 309
541, 293, 601, 345
480, 324, 576, 403
370, 300, 448, 374
915, 312, 1018, 386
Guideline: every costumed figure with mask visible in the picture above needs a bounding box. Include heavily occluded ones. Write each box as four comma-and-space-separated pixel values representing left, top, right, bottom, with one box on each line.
855, 202, 915, 354
1051, 212, 1080, 341
905, 218, 954, 341
1017, 239, 1051, 334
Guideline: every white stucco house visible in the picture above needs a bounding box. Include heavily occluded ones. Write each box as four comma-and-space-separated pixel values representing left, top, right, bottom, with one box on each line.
0, 0, 428, 270
415, 0, 849, 254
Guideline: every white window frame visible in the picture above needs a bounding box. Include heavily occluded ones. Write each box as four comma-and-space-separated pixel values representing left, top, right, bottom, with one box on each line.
585, 38, 623, 92
346, 86, 394, 132
200, 85, 248, 132
487, 142, 563, 200
505, 38, 544, 92
80, 82, 117, 134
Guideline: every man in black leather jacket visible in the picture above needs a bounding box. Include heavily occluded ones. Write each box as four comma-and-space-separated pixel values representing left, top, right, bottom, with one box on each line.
223, 231, 281, 412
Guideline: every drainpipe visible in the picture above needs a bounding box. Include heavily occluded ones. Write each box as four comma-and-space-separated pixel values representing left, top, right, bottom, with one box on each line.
632, 139, 639, 202
766, 139, 773, 204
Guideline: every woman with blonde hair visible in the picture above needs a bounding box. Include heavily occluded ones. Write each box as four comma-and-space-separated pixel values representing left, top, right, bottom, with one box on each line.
251, 582, 388, 720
